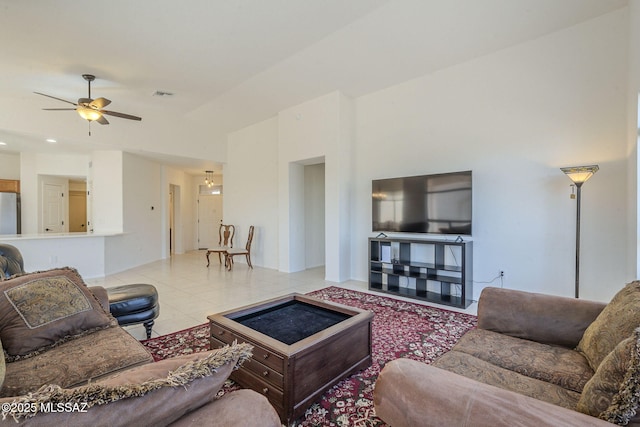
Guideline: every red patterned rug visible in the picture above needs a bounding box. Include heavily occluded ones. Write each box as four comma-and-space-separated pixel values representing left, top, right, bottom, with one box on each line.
141, 286, 477, 426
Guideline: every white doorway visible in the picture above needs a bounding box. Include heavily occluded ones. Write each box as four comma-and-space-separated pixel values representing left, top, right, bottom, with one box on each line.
304, 163, 325, 268
198, 185, 223, 249
68, 181, 87, 232
286, 158, 326, 272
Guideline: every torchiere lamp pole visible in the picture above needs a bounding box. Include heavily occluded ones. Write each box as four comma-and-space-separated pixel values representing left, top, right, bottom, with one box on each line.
560, 165, 599, 298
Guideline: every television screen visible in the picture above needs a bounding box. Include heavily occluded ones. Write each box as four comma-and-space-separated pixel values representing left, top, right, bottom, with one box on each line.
372, 171, 472, 235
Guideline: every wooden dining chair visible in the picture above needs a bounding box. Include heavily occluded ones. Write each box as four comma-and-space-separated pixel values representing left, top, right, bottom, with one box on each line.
206, 224, 235, 267
225, 225, 254, 270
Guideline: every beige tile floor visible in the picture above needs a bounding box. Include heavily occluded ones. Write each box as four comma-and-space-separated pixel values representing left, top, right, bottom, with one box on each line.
86, 250, 477, 340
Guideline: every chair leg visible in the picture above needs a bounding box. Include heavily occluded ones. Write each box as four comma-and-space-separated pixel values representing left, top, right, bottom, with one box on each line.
246, 254, 252, 268
218, 252, 222, 264
206, 251, 211, 267
144, 320, 154, 339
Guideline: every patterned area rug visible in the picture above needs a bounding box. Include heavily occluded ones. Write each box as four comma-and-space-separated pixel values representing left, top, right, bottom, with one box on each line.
141, 286, 477, 426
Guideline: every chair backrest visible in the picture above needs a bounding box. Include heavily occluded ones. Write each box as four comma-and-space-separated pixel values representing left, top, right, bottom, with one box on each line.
218, 224, 235, 247
245, 226, 255, 251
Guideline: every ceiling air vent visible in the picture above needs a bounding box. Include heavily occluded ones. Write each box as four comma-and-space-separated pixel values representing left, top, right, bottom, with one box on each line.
153, 90, 174, 97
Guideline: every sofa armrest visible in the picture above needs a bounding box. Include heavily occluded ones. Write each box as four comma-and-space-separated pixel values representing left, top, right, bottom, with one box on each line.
88, 286, 110, 312
374, 358, 610, 427
477, 287, 606, 348
167, 389, 281, 427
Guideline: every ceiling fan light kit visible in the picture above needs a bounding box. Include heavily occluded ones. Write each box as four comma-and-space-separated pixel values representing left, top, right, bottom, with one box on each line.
35, 74, 142, 135
77, 106, 101, 121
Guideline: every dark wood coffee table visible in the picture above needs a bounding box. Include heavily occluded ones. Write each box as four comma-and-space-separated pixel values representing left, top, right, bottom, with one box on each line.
208, 293, 373, 424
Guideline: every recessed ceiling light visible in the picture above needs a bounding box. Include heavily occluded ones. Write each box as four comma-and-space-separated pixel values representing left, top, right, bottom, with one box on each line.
46, 138, 57, 144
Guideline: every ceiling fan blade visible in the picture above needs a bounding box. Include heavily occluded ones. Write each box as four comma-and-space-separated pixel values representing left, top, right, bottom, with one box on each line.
90, 97, 111, 109
42, 108, 76, 111
34, 92, 77, 106
101, 110, 142, 121
96, 115, 109, 125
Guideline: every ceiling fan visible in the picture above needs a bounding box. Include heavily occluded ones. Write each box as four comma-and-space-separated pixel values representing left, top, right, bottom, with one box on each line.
35, 74, 142, 135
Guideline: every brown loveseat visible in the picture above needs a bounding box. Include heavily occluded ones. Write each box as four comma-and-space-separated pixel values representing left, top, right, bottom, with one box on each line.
374, 284, 640, 427
0, 267, 280, 426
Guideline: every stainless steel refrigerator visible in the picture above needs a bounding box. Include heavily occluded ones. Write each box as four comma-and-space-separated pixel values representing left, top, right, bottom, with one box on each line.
0, 192, 21, 234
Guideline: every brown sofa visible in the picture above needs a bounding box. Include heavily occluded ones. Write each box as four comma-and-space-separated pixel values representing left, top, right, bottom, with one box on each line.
0, 267, 280, 426
375, 284, 640, 427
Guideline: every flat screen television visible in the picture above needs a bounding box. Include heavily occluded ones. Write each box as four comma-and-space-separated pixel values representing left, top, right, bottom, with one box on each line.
372, 171, 472, 235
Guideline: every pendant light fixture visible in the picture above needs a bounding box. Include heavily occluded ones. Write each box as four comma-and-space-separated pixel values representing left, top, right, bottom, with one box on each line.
204, 170, 214, 188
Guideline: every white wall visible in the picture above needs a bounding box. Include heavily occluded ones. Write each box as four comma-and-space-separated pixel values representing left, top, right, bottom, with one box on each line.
224, 7, 631, 302
0, 153, 20, 179
104, 153, 163, 274
277, 92, 353, 280
0, 235, 106, 278
225, 117, 279, 269
91, 151, 123, 234
350, 8, 629, 302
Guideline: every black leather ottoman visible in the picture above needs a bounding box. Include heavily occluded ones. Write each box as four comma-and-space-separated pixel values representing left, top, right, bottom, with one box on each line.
107, 284, 159, 339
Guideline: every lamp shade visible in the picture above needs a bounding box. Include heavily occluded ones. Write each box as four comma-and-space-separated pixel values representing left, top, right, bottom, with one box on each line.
560, 165, 599, 186
76, 106, 102, 121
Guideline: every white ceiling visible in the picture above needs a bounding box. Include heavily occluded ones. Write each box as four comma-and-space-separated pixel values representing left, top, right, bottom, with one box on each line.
0, 0, 628, 175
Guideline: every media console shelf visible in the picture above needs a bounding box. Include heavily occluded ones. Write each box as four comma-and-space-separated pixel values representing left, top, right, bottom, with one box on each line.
368, 237, 473, 308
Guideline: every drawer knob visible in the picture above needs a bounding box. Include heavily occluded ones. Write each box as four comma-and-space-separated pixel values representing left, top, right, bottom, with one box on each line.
262, 388, 269, 394
262, 371, 269, 377
218, 331, 224, 336
263, 353, 269, 359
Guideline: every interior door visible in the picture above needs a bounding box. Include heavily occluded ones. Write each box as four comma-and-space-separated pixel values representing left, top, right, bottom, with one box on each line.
198, 192, 222, 249
43, 183, 64, 233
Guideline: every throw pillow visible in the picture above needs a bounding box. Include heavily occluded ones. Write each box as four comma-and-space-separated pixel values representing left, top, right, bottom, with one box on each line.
3, 343, 253, 425
577, 329, 640, 424
577, 281, 640, 371
0, 267, 116, 360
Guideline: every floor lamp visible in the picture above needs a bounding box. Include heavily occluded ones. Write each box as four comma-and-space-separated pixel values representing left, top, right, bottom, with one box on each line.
560, 165, 599, 298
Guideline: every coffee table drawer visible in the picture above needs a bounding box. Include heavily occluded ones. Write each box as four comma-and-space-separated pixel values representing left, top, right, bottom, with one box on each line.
242, 357, 284, 388
210, 336, 284, 388
210, 322, 284, 372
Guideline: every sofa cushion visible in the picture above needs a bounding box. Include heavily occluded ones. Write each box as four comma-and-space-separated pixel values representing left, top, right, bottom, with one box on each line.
2, 343, 253, 426
577, 281, 640, 371
0, 326, 153, 398
577, 328, 640, 425
0, 267, 116, 359
453, 328, 593, 393
432, 350, 582, 409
